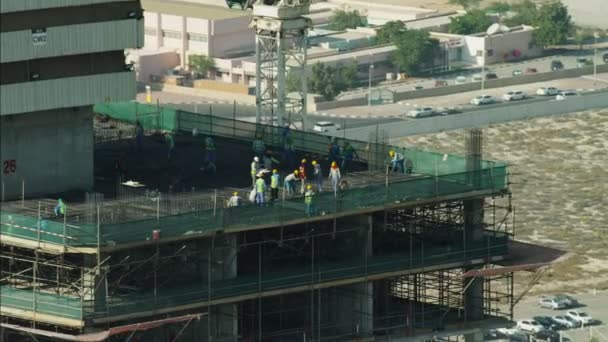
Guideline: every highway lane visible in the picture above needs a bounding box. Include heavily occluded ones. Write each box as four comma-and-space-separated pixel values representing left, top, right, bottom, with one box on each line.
328, 89, 608, 140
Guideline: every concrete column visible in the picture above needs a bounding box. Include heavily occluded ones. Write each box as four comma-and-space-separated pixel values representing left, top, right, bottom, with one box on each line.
464, 129, 484, 322
82, 254, 107, 328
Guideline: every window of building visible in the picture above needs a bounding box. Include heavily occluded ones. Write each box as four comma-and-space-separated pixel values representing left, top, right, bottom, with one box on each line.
188, 33, 208, 42
144, 27, 157, 36
528, 41, 536, 49
487, 49, 494, 57
162, 30, 182, 39
476, 50, 483, 57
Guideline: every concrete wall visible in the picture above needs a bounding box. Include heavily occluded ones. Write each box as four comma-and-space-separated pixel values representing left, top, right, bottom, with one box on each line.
132, 50, 180, 83
0, 108, 94, 199
462, 27, 541, 66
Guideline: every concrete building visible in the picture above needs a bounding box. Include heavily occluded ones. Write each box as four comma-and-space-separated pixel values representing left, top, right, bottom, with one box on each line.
140, 0, 253, 68
1, 104, 540, 341
432, 25, 542, 67
0, 0, 143, 199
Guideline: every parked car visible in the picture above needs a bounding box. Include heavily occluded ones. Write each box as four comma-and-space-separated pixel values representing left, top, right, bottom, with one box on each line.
313, 121, 340, 133
603, 53, 608, 63
566, 310, 593, 326
512, 69, 523, 76
517, 319, 545, 333
485, 72, 498, 79
472, 73, 483, 82
576, 57, 592, 67
496, 328, 528, 341
503, 90, 527, 101
437, 108, 462, 116
556, 90, 577, 100
525, 67, 538, 74
531, 329, 561, 342
536, 87, 560, 96
534, 315, 567, 330
406, 107, 435, 118
554, 294, 578, 307
435, 80, 448, 87
470, 95, 495, 105
538, 296, 567, 309
553, 315, 578, 329
412, 85, 424, 90
551, 60, 564, 71
455, 76, 467, 84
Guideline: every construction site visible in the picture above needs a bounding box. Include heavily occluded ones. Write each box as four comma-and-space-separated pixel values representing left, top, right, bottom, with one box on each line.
0, 0, 550, 341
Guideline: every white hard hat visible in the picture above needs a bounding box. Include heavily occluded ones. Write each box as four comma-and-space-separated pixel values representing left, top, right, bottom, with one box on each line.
254, 157, 259, 162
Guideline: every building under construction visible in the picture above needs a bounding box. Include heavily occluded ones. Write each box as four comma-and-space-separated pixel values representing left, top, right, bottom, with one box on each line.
1, 102, 521, 341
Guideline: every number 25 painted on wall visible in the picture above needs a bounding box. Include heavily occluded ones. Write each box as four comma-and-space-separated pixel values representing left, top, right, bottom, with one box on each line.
3, 160, 16, 175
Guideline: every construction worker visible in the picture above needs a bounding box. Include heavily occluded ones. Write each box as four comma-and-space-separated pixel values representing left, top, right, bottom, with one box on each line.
203, 136, 216, 173
284, 170, 299, 196
135, 120, 143, 150
340, 142, 358, 175
304, 184, 315, 216
54, 199, 66, 217
252, 132, 266, 158
389, 150, 405, 173
255, 175, 267, 206
165, 132, 175, 161
328, 137, 340, 165
251, 157, 260, 187
312, 160, 323, 192
328, 161, 341, 195
227, 192, 242, 207
298, 159, 307, 194
270, 169, 280, 201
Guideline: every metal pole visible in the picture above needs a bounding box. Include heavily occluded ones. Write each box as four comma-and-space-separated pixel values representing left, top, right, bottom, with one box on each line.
156, 193, 160, 221
368, 64, 374, 111
208, 250, 212, 341
258, 243, 262, 342
1, 181, 4, 203
97, 206, 101, 268
63, 206, 67, 249
310, 235, 314, 340
233, 100, 237, 137
37, 202, 41, 248
33, 250, 38, 329
481, 49, 486, 91
213, 189, 217, 217
21, 179, 25, 207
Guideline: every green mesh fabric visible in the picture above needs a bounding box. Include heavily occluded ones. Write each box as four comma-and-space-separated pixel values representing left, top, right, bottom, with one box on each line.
0, 212, 97, 246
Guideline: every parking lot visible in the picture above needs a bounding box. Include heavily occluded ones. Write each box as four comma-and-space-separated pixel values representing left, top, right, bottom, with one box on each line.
512, 291, 608, 341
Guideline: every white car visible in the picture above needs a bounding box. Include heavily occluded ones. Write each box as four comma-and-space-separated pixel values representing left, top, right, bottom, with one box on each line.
538, 296, 567, 309
472, 73, 483, 82
406, 107, 435, 118
517, 319, 545, 333
536, 87, 560, 96
553, 315, 577, 328
566, 310, 593, 326
313, 121, 340, 133
455, 76, 467, 84
554, 294, 578, 307
556, 91, 577, 100
470, 95, 495, 105
503, 90, 527, 101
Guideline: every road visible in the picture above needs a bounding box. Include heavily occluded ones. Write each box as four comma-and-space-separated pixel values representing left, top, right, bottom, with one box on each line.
514, 291, 608, 341
337, 48, 608, 101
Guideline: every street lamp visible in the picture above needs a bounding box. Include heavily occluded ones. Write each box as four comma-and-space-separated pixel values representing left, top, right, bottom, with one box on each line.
368, 63, 375, 109
593, 32, 600, 84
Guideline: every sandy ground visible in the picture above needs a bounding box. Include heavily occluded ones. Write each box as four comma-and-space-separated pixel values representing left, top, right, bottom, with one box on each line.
393, 108, 608, 294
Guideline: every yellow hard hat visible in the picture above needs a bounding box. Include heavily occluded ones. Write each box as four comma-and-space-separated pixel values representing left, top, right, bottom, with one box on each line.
301, 158, 307, 163
233, 192, 238, 196
389, 150, 395, 157
306, 184, 312, 190
272, 169, 278, 174
312, 160, 317, 165
331, 161, 337, 167
294, 170, 299, 175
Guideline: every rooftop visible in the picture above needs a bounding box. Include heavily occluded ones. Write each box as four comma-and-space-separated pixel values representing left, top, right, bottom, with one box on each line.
141, 0, 249, 20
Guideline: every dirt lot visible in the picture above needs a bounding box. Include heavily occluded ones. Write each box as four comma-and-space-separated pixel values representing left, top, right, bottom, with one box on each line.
393, 109, 608, 295
371, 0, 545, 11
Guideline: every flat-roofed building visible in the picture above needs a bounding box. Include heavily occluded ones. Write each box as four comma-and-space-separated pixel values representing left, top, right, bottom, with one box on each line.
0, 0, 144, 199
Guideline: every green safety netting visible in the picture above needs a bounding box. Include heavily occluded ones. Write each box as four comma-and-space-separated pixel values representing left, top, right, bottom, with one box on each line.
1, 235, 507, 320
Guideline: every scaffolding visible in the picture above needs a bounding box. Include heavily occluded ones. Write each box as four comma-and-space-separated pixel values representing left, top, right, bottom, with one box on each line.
1, 109, 516, 341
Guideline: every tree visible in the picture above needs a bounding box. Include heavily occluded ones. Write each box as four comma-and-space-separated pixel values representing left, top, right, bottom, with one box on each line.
338, 62, 359, 90
448, 10, 492, 35
573, 26, 595, 50
188, 55, 214, 78
309, 62, 340, 101
534, 1, 573, 47
286, 69, 303, 93
485, 1, 511, 14
448, 0, 481, 10
504, 0, 538, 26
391, 30, 439, 74
375, 20, 406, 44
329, 10, 366, 31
